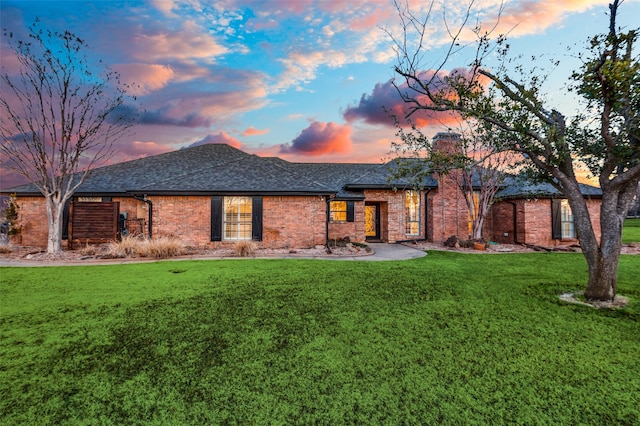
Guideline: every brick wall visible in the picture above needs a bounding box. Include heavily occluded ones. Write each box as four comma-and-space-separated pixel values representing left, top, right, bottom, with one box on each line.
428, 173, 470, 242
262, 196, 326, 248
12, 196, 48, 246
11, 191, 603, 250
140, 195, 327, 249
490, 198, 601, 246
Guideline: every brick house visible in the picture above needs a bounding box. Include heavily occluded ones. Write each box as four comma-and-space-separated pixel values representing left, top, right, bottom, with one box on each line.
1, 134, 602, 249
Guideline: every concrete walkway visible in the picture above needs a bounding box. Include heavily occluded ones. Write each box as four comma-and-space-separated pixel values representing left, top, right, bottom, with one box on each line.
0, 243, 427, 267
322, 243, 427, 261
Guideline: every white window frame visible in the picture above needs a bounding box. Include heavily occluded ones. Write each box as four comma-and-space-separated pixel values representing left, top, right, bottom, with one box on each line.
560, 199, 576, 239
224, 196, 252, 240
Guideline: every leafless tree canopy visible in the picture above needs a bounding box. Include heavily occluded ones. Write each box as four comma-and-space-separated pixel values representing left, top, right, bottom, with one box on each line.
0, 19, 137, 253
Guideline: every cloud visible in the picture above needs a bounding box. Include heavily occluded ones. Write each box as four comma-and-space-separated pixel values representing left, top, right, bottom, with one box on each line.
112, 63, 175, 96
186, 132, 243, 149
344, 68, 487, 127
241, 126, 269, 136
490, 0, 610, 37
280, 121, 352, 155
108, 140, 174, 163
343, 80, 460, 128
139, 106, 213, 128
130, 20, 228, 62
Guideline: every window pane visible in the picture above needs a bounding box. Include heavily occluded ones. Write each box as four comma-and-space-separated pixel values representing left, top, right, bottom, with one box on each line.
224, 196, 252, 240
330, 201, 347, 222
560, 200, 575, 238
405, 190, 420, 236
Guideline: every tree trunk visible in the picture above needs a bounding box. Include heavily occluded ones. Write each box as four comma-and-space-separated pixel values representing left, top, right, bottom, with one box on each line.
584, 249, 620, 301
583, 193, 625, 301
45, 196, 64, 254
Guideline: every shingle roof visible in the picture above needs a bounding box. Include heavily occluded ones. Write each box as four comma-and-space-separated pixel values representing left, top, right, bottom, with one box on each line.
1, 143, 601, 199
497, 177, 602, 199
2, 144, 378, 196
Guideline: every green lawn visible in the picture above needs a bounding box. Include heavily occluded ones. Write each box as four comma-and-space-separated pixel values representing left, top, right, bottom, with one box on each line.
623, 218, 640, 244
1, 253, 639, 425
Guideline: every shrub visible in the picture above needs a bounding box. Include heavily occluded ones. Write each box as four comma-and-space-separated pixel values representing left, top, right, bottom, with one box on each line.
147, 236, 187, 259
78, 245, 97, 256
105, 235, 142, 258
234, 240, 257, 257
104, 235, 186, 259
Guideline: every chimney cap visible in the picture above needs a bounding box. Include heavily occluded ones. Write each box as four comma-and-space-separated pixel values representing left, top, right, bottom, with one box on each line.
433, 132, 461, 141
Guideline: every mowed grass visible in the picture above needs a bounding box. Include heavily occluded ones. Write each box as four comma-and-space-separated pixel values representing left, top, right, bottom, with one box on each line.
1, 252, 639, 425
623, 218, 640, 244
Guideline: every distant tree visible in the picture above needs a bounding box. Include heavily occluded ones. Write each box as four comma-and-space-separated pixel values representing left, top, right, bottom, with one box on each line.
390, 0, 639, 301
0, 19, 136, 254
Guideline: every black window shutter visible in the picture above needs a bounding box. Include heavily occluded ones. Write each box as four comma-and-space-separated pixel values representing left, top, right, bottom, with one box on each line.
211, 196, 223, 241
551, 199, 562, 239
252, 196, 263, 241
62, 200, 70, 240
346, 201, 355, 222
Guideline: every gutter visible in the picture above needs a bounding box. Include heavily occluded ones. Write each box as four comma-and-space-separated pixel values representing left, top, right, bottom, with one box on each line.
133, 194, 153, 239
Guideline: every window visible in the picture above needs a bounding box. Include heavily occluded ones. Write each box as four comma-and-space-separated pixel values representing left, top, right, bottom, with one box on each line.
330, 201, 347, 221
405, 190, 420, 235
211, 196, 262, 242
552, 199, 575, 239
329, 200, 354, 222
560, 200, 575, 238
224, 197, 252, 240
467, 190, 480, 235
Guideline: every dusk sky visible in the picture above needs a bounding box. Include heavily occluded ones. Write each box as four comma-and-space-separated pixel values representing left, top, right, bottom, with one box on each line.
2, 0, 639, 188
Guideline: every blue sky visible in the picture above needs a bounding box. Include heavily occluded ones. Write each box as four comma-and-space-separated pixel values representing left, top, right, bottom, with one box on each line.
1, 0, 639, 188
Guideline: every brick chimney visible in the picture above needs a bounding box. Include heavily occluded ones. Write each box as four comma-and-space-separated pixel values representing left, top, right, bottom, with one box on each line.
428, 132, 468, 242
432, 132, 462, 154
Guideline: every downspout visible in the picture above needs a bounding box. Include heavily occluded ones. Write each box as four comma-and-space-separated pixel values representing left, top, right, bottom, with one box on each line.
424, 189, 431, 241
325, 195, 332, 253
134, 194, 153, 239
505, 200, 519, 244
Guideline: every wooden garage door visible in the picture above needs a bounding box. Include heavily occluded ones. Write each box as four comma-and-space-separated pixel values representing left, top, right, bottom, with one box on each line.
69, 202, 119, 245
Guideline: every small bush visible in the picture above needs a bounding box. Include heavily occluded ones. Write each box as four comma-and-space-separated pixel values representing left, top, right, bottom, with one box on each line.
105, 235, 142, 258
104, 235, 186, 259
78, 241, 98, 256
147, 236, 187, 259
234, 240, 257, 257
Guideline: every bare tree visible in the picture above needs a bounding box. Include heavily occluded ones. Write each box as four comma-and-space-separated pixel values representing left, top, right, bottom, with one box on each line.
390, 0, 639, 301
0, 19, 136, 254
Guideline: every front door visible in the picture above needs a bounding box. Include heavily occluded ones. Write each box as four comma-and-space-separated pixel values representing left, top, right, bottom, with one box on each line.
365, 204, 380, 240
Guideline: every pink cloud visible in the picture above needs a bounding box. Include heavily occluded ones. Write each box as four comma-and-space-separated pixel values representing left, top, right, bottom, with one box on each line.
344, 68, 488, 128
112, 63, 175, 96
241, 126, 269, 137
280, 121, 352, 156
108, 140, 173, 164
485, 0, 609, 37
343, 81, 459, 128
187, 133, 243, 149
131, 20, 228, 62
